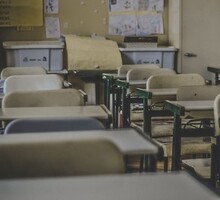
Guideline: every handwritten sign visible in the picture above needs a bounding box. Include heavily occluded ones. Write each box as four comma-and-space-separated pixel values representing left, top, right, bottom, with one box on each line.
0, 0, 43, 27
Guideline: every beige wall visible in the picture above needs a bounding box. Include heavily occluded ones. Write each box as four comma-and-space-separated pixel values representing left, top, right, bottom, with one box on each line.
168, 0, 181, 72
59, 0, 169, 44
0, 0, 169, 67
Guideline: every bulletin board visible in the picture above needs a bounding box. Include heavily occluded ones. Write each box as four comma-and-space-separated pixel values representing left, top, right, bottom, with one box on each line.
0, 0, 43, 27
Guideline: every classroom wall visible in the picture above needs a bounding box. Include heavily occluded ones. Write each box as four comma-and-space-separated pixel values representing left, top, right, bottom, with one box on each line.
0, 0, 169, 68
168, 0, 181, 72
59, 0, 169, 44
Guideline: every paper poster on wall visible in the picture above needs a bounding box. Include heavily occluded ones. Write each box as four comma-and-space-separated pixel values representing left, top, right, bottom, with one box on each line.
108, 13, 136, 36
109, 13, 163, 36
136, 0, 164, 11
136, 13, 163, 35
45, 17, 60, 38
109, 0, 164, 12
0, 0, 43, 27
44, 0, 59, 14
109, 0, 135, 12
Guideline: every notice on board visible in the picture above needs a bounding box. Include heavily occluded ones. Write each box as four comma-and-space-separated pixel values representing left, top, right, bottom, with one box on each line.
0, 0, 43, 27
45, 16, 60, 38
44, 0, 59, 14
108, 0, 164, 36
109, 0, 164, 12
109, 13, 163, 36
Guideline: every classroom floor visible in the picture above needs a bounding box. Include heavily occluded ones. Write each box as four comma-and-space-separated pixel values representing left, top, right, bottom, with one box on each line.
126, 155, 170, 172
127, 156, 220, 196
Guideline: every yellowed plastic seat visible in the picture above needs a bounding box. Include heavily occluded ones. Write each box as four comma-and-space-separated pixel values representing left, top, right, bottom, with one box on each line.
146, 73, 206, 104
3, 74, 63, 94
127, 68, 176, 82
1, 66, 47, 80
129, 68, 177, 125
147, 73, 206, 89
117, 64, 160, 76
177, 85, 220, 118
0, 133, 125, 178
127, 68, 176, 94
2, 88, 87, 108
0, 66, 47, 80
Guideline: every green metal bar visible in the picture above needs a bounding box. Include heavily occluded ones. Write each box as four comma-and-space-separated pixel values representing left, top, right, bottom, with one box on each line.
102, 73, 114, 108
136, 88, 152, 99
164, 100, 185, 171
116, 79, 129, 89
136, 88, 152, 136
171, 113, 182, 171
164, 100, 185, 116
116, 80, 129, 128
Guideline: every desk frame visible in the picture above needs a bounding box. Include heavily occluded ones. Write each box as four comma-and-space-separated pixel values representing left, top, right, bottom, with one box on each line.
102, 73, 125, 128
165, 100, 215, 171
116, 80, 144, 128
136, 88, 173, 137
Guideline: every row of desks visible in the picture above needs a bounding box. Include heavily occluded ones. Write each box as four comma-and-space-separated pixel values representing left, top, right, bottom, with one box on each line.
0, 104, 161, 171
103, 71, 215, 171
0, 73, 218, 198
0, 112, 217, 198
2, 88, 213, 172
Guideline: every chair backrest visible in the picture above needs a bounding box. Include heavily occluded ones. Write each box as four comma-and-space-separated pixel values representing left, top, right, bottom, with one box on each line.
117, 64, 160, 75
146, 73, 206, 89
3, 74, 63, 94
177, 85, 220, 119
177, 85, 220, 101
2, 89, 86, 108
4, 117, 105, 134
0, 133, 125, 178
127, 68, 176, 93
127, 68, 176, 82
214, 93, 220, 136
1, 66, 47, 80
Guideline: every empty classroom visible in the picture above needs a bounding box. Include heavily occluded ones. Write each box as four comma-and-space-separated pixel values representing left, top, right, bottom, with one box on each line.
0, 0, 220, 199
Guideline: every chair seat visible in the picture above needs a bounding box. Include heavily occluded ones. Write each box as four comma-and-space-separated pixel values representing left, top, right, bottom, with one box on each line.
131, 121, 173, 138
182, 158, 211, 179
156, 137, 212, 157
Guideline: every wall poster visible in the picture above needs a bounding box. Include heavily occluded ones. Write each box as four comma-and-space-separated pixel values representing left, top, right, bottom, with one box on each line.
0, 0, 43, 27
108, 0, 164, 36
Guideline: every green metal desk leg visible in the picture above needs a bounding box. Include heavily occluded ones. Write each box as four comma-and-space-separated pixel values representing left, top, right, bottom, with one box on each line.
171, 113, 182, 171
